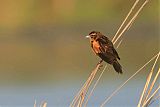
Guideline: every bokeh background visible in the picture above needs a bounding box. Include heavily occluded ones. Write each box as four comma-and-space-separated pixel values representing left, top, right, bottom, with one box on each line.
0, 0, 159, 107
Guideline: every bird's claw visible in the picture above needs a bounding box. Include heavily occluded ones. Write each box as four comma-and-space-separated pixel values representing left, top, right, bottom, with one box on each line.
98, 60, 103, 64
97, 60, 103, 70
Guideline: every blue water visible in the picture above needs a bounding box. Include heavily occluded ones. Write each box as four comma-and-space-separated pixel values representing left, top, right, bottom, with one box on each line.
0, 82, 159, 107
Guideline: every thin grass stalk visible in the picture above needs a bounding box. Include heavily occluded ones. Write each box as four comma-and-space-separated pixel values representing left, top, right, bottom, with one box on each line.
143, 67, 160, 104
142, 85, 160, 107
70, 77, 90, 107
84, 65, 108, 107
79, 93, 85, 107
72, 75, 93, 107
79, 75, 95, 106
144, 96, 153, 107
40, 101, 44, 107
147, 94, 160, 106
143, 68, 160, 107
41, 102, 47, 107
76, 62, 102, 107
100, 52, 159, 107
116, 39, 123, 48
138, 52, 160, 107
77, 93, 84, 107
70, 66, 99, 107
70, 62, 102, 107
113, 0, 149, 45
34, 100, 36, 107
112, 0, 140, 42
81, 63, 102, 97
77, 97, 81, 107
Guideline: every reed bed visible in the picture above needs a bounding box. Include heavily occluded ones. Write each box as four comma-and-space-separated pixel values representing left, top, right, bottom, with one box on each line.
70, 0, 151, 107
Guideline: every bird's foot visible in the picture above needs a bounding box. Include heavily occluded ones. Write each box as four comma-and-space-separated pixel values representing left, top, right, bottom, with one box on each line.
97, 60, 103, 70
98, 64, 103, 70
98, 60, 103, 65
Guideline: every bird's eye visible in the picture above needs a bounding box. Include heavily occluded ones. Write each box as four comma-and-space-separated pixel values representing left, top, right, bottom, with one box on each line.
91, 34, 97, 38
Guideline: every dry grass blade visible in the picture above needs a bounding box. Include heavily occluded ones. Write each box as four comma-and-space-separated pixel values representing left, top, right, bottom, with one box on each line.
34, 100, 47, 107
141, 68, 160, 107
100, 52, 159, 107
84, 65, 107, 107
34, 100, 36, 107
146, 94, 160, 106
113, 0, 149, 45
79, 93, 85, 107
70, 67, 99, 107
142, 85, 160, 107
41, 102, 47, 107
70, 74, 93, 107
70, 62, 102, 107
71, 79, 90, 106
138, 52, 160, 107
116, 39, 123, 48
112, 0, 140, 42
143, 67, 160, 103
76, 97, 81, 107
144, 96, 154, 107
79, 63, 102, 106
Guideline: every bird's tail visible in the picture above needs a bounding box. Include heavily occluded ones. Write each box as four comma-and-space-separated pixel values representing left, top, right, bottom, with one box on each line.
113, 60, 122, 74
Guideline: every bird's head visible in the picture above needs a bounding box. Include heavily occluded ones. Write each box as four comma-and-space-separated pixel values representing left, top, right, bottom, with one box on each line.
86, 31, 103, 41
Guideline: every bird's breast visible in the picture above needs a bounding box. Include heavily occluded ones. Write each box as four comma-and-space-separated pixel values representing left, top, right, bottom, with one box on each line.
92, 40, 101, 54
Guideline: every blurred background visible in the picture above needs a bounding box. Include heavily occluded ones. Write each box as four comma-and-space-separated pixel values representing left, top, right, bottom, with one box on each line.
0, 0, 159, 107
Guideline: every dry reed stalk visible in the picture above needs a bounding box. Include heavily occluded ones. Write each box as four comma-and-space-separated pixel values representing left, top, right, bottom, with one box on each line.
70, 68, 98, 106
100, 52, 159, 107
78, 78, 93, 107
142, 85, 160, 107
141, 68, 160, 107
34, 100, 47, 107
41, 102, 47, 107
116, 39, 123, 49
112, 0, 140, 42
143, 66, 160, 103
34, 100, 36, 107
79, 93, 85, 107
144, 97, 153, 107
146, 94, 160, 106
70, 74, 92, 106
77, 97, 81, 107
70, 62, 102, 107
113, 0, 149, 44
83, 65, 108, 107
138, 52, 160, 107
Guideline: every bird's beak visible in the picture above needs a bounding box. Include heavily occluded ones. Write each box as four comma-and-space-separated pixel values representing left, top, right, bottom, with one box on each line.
85, 35, 90, 38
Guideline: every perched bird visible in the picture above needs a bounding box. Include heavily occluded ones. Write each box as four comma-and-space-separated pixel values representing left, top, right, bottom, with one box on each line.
86, 31, 122, 74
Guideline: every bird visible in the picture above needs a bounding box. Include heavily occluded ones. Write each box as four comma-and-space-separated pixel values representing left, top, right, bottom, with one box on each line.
86, 31, 122, 74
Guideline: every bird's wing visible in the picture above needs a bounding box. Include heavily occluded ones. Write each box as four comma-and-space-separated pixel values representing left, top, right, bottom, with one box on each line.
112, 48, 120, 60
98, 36, 120, 60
